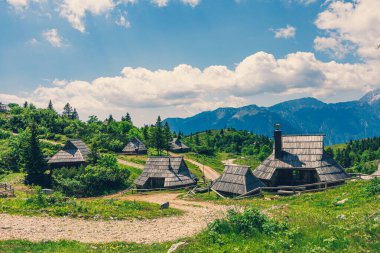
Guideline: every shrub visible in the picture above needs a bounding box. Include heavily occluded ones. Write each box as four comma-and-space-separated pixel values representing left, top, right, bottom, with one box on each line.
208, 208, 288, 237
365, 178, 380, 196
53, 154, 130, 197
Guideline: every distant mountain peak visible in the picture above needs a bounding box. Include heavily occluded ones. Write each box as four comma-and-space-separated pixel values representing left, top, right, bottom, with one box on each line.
360, 88, 380, 104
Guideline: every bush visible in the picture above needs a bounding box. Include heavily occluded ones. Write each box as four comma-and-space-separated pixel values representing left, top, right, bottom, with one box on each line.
365, 178, 380, 196
208, 208, 288, 237
53, 154, 130, 197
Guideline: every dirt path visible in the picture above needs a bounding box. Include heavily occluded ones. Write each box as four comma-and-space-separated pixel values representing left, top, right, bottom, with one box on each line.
222, 159, 237, 165
117, 158, 144, 169
184, 158, 220, 181
0, 193, 231, 244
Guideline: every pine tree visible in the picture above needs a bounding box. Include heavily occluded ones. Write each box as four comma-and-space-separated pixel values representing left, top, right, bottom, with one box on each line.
23, 101, 28, 108
48, 100, 54, 111
72, 108, 79, 120
63, 103, 73, 118
108, 114, 114, 123
153, 116, 164, 155
24, 123, 46, 186
142, 125, 149, 143
163, 122, 172, 155
123, 112, 132, 123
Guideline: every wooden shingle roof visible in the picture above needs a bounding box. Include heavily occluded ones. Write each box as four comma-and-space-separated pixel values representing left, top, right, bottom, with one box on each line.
48, 139, 90, 165
123, 137, 147, 153
253, 134, 348, 182
134, 156, 196, 189
170, 138, 190, 151
212, 165, 264, 195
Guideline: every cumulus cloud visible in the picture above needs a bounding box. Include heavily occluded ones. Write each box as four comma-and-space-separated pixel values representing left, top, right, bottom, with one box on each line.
43, 29, 64, 47
180, 0, 201, 7
59, 0, 115, 33
2, 51, 379, 123
6, 0, 44, 11
272, 25, 296, 39
115, 12, 131, 29
315, 0, 380, 59
287, 0, 318, 5
152, 0, 169, 7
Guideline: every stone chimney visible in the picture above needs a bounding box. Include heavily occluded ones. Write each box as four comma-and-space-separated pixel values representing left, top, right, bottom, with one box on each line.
274, 124, 282, 159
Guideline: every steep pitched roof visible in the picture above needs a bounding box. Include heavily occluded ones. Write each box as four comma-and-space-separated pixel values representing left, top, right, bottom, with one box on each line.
212, 165, 264, 195
0, 102, 9, 112
134, 156, 196, 188
123, 137, 147, 153
170, 138, 190, 151
48, 139, 90, 165
253, 135, 348, 182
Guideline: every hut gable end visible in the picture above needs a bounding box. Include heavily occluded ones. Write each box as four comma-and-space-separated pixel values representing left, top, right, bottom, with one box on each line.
253, 133, 348, 185
134, 157, 196, 189
48, 139, 90, 166
212, 165, 264, 196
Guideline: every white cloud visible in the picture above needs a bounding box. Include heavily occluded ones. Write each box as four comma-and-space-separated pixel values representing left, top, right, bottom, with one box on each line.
272, 25, 296, 39
314, 35, 354, 59
2, 51, 379, 124
59, 0, 115, 33
315, 0, 380, 59
43, 29, 64, 47
180, 0, 200, 7
152, 0, 169, 7
288, 0, 318, 5
116, 12, 131, 28
6, 0, 44, 11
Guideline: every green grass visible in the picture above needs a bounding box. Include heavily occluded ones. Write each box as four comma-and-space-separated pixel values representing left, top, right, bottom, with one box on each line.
1, 180, 378, 252
117, 154, 147, 165
119, 164, 142, 184
327, 143, 347, 152
234, 155, 261, 169
0, 172, 25, 184
0, 189, 182, 220
186, 152, 235, 173
0, 240, 170, 253
182, 180, 380, 252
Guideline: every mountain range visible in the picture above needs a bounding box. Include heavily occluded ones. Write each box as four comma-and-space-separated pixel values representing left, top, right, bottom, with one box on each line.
164, 90, 380, 145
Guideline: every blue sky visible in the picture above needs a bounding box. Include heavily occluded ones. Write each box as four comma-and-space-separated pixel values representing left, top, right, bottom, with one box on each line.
0, 0, 379, 125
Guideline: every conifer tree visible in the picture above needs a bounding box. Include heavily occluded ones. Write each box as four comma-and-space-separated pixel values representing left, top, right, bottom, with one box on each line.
63, 103, 73, 118
72, 108, 79, 120
48, 100, 54, 111
163, 122, 172, 155
24, 123, 46, 185
23, 101, 28, 108
153, 116, 164, 155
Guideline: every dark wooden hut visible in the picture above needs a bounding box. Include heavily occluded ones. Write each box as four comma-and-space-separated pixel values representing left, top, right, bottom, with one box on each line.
253, 125, 348, 186
134, 157, 196, 189
122, 137, 147, 155
212, 165, 265, 196
0, 102, 9, 113
170, 138, 190, 153
47, 139, 90, 168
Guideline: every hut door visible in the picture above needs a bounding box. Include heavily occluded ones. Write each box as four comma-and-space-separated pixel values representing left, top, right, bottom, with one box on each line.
149, 177, 165, 189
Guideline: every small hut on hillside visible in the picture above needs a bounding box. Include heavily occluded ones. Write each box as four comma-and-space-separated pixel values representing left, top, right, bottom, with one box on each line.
0, 102, 9, 113
134, 157, 196, 189
253, 125, 349, 186
212, 165, 264, 197
48, 139, 90, 168
170, 138, 190, 153
122, 137, 147, 155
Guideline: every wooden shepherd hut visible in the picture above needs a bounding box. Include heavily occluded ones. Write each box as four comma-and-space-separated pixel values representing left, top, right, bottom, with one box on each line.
0, 102, 9, 113
170, 138, 190, 153
253, 124, 349, 187
48, 139, 90, 168
122, 137, 147, 155
212, 165, 265, 197
134, 157, 196, 189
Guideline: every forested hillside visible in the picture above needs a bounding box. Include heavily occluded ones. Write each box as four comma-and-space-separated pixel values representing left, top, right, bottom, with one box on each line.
327, 137, 380, 174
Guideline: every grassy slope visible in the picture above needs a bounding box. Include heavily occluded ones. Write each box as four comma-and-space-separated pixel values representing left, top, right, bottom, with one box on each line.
1, 180, 378, 252
186, 152, 234, 173
183, 180, 380, 252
